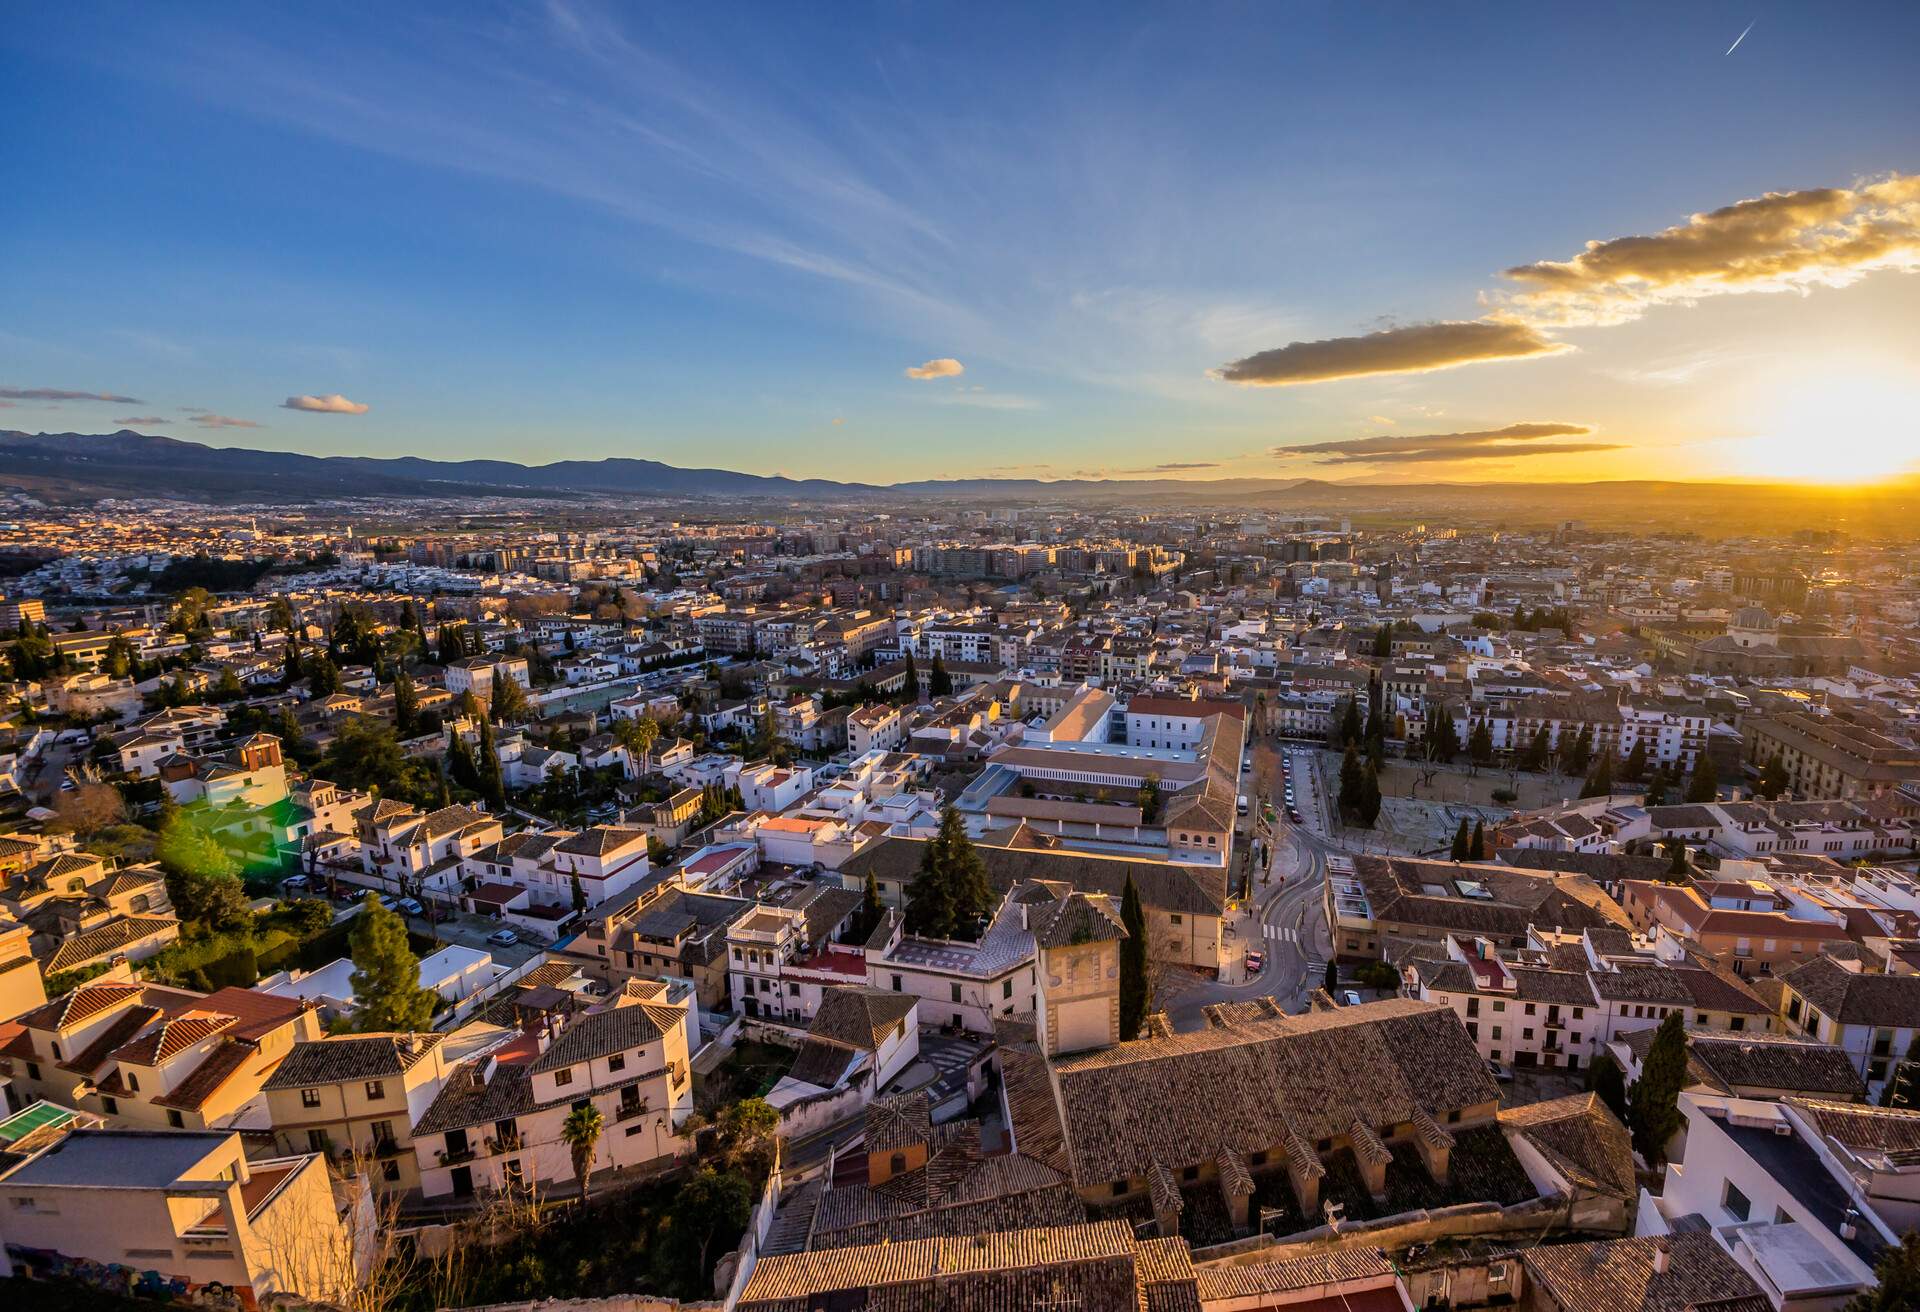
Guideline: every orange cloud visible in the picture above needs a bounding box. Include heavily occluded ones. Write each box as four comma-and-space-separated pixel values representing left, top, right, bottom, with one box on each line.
283, 393, 371, 414
904, 357, 964, 380
1213, 320, 1565, 386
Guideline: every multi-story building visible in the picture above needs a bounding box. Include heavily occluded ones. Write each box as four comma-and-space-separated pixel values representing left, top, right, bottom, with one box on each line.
1743, 712, 1920, 801
0, 1128, 366, 1309
260, 1032, 452, 1194
412, 980, 694, 1201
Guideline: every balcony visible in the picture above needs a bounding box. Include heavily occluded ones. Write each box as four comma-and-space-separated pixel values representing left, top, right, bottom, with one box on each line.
615, 1100, 648, 1123
485, 1132, 523, 1154
437, 1144, 477, 1166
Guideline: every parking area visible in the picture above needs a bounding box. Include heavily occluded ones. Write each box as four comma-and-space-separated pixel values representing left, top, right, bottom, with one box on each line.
413, 910, 552, 968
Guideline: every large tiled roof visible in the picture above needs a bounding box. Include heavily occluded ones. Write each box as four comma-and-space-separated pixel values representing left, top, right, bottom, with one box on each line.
1789, 1097, 1920, 1157
737, 1218, 1151, 1309
809, 985, 917, 1051
44, 916, 178, 972
1029, 998, 1496, 1189
528, 1001, 678, 1075
1782, 956, 1920, 1028
263, 1033, 444, 1089
1499, 1093, 1637, 1200
1028, 892, 1126, 949
1520, 1233, 1767, 1312
1620, 1030, 1866, 1099
1353, 854, 1628, 939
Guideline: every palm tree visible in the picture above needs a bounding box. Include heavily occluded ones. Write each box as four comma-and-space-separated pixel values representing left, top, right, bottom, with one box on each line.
560, 1104, 605, 1205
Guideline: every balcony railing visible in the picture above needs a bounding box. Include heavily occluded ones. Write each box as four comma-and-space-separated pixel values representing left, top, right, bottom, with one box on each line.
615, 1100, 648, 1123
486, 1133, 523, 1154
437, 1145, 477, 1166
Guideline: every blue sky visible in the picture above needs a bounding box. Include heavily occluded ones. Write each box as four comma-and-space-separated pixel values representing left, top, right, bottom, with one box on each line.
5, 2, 1919, 482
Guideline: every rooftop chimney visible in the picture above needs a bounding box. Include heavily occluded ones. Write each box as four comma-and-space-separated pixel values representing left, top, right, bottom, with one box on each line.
1651, 1237, 1670, 1274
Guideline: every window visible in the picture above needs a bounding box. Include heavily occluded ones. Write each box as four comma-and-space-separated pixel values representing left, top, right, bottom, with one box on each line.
1112, 1181, 1128, 1197
370, 1119, 394, 1146
365, 1080, 386, 1100
1466, 998, 1480, 1017
24, 1062, 39, 1081
951, 983, 963, 1003
608, 1053, 626, 1073
126, 1072, 140, 1092
1525, 1004, 1536, 1016
788, 982, 799, 996
381, 1159, 401, 1182
1723, 1180, 1752, 1222
1493, 1001, 1506, 1012
555, 1067, 574, 1087
1170, 914, 1183, 925
1182, 1165, 1199, 1182
1492, 1027, 1502, 1040
166, 1110, 184, 1129
891, 974, 902, 991
1003, 978, 1014, 999
102, 1096, 119, 1115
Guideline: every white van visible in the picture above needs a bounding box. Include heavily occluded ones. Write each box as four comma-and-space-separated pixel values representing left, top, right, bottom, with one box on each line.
1237, 795, 1249, 816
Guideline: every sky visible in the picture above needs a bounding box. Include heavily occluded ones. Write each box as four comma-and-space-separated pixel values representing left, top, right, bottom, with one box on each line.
4, 2, 1919, 485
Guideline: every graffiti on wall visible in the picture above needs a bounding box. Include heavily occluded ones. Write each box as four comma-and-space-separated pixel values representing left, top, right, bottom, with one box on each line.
6, 1245, 253, 1309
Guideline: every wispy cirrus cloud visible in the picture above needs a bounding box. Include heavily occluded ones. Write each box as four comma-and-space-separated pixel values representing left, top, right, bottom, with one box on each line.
283, 392, 370, 414
1, 386, 143, 403
1273, 422, 1620, 466
1215, 172, 1920, 387
189, 413, 263, 429
1212, 320, 1566, 386
113, 416, 169, 426
1118, 461, 1219, 473
904, 358, 964, 380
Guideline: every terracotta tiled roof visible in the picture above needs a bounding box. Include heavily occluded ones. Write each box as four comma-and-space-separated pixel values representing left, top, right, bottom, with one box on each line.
1500, 1093, 1637, 1200
1520, 1234, 1767, 1312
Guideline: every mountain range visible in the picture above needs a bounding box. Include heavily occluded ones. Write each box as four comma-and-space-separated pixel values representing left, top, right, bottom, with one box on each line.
3, 431, 1916, 535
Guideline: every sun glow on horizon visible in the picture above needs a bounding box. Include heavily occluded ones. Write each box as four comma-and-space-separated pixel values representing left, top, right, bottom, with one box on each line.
1732, 366, 1920, 484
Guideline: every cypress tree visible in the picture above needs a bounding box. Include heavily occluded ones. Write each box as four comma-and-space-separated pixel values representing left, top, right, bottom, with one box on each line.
1118, 875, 1149, 1041
476, 718, 506, 811
1621, 740, 1648, 782
905, 819, 956, 939
1627, 1012, 1688, 1164
1470, 818, 1486, 860
1451, 817, 1471, 861
1685, 753, 1719, 803
1588, 1050, 1628, 1120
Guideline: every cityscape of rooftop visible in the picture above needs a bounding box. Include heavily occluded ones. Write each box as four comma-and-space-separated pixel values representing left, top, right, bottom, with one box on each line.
3, 7, 1920, 1312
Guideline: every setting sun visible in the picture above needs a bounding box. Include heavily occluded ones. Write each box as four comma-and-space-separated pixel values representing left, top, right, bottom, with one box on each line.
1734, 366, 1920, 483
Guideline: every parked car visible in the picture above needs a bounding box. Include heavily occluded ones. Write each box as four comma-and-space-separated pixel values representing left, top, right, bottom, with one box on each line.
282, 874, 310, 891
487, 927, 519, 947
394, 897, 424, 916
1486, 1060, 1515, 1083
1342, 989, 1363, 1007
1245, 949, 1265, 974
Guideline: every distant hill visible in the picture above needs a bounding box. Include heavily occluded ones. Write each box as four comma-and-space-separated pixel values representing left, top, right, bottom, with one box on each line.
2, 431, 1916, 535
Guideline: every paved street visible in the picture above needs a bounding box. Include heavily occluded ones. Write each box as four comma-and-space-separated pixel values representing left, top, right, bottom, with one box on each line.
1164, 741, 1342, 1030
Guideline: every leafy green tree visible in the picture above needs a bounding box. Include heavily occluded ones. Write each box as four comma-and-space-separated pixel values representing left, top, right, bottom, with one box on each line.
1137, 775, 1162, 823
267, 595, 295, 634
1845, 1233, 1920, 1312
1119, 875, 1150, 1041
169, 586, 215, 636
652, 1167, 753, 1290
718, 1096, 779, 1173
1588, 1050, 1629, 1120
1685, 753, 1719, 803
349, 895, 438, 1033
1627, 1011, 1687, 1164
157, 816, 251, 932
321, 716, 429, 801
613, 714, 660, 763
561, 1104, 604, 1204
306, 653, 342, 696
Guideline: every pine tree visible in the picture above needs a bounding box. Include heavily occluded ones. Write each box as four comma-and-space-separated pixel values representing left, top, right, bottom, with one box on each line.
1451, 817, 1471, 861
349, 896, 438, 1033
1118, 875, 1149, 1041
1627, 1011, 1688, 1164
1685, 753, 1719, 803
945, 805, 994, 929
1470, 819, 1486, 860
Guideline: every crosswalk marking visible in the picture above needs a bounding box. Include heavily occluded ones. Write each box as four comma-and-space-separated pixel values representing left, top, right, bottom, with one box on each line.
1263, 924, 1298, 943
